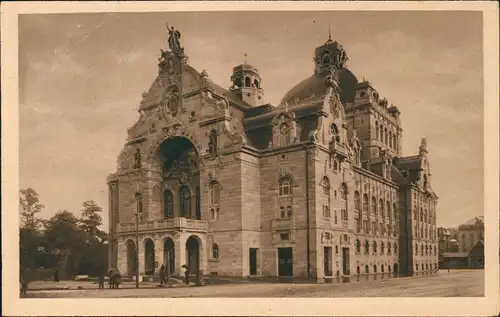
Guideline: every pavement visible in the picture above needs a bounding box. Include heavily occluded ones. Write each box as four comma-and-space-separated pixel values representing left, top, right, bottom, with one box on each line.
22, 269, 484, 298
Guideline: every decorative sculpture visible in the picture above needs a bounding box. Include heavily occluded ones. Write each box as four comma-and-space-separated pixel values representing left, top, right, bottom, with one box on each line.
166, 24, 184, 55
208, 129, 218, 154
134, 148, 142, 169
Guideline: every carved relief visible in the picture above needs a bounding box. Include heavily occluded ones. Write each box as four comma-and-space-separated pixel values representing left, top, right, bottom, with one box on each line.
163, 85, 181, 118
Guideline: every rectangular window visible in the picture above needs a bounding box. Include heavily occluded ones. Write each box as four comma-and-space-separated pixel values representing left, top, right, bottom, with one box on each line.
280, 233, 290, 241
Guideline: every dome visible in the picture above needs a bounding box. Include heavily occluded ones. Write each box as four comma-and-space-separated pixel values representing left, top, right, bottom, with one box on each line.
281, 67, 358, 105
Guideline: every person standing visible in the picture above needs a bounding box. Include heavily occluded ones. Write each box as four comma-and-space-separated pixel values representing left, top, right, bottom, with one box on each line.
159, 264, 166, 285
20, 268, 30, 296
182, 264, 189, 285
53, 268, 60, 282
98, 271, 105, 289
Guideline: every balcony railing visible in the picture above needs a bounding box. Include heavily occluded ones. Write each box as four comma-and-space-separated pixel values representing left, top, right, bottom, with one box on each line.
117, 217, 208, 233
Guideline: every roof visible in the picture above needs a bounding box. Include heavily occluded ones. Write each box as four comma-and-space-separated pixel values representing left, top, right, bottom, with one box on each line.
442, 252, 469, 258
281, 67, 358, 105
394, 155, 422, 172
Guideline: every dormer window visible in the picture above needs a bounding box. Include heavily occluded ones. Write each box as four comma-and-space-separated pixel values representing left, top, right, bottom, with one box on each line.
254, 79, 260, 89
322, 52, 331, 65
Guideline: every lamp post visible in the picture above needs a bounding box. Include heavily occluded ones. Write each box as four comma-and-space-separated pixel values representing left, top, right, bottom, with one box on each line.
134, 190, 141, 289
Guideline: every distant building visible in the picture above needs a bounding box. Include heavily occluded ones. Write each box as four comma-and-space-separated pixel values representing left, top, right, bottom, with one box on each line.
107, 25, 439, 281
437, 227, 451, 255
457, 217, 484, 253
441, 240, 484, 269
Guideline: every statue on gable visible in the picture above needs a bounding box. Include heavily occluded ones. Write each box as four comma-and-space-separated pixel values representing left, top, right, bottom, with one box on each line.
208, 129, 218, 155
133, 148, 142, 169
166, 24, 184, 55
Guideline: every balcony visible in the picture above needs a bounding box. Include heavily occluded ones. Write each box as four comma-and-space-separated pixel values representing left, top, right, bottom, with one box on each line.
272, 217, 293, 231
117, 217, 208, 233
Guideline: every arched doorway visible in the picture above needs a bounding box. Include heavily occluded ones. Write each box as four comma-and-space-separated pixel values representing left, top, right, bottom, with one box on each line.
186, 235, 200, 274
144, 239, 155, 275
159, 137, 201, 220
126, 240, 137, 276
164, 238, 175, 275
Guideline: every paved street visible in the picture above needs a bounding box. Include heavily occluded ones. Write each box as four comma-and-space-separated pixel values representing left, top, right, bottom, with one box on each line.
24, 269, 484, 298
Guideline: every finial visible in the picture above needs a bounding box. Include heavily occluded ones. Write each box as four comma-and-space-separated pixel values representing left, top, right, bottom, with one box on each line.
328, 20, 332, 41
419, 137, 428, 154
244, 53, 247, 64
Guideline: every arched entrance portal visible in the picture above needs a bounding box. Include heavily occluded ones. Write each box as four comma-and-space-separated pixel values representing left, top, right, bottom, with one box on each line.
126, 240, 137, 276
159, 137, 201, 220
144, 239, 155, 275
186, 235, 201, 274
164, 238, 175, 275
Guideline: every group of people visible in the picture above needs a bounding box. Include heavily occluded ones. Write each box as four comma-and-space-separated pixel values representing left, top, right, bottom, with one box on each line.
159, 263, 190, 285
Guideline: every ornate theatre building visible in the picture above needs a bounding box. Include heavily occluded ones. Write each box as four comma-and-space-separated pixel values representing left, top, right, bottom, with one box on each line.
107, 25, 439, 281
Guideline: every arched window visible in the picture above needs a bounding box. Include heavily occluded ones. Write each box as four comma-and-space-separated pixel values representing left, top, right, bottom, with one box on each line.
254, 79, 259, 89
356, 239, 361, 253
389, 131, 393, 148
278, 176, 292, 196
415, 244, 419, 255
375, 122, 379, 140
244, 77, 251, 87
394, 243, 397, 255
179, 185, 191, 218
340, 183, 348, 220
371, 197, 377, 217
386, 201, 390, 219
379, 199, 384, 218
356, 266, 360, 275
420, 244, 424, 256
373, 241, 378, 254
384, 127, 388, 144
387, 243, 392, 255
354, 191, 361, 231
163, 190, 173, 219
374, 265, 378, 273
381, 264, 385, 273
393, 135, 397, 150
434, 245, 437, 255
333, 160, 338, 171
364, 240, 369, 254
380, 126, 383, 141
322, 177, 331, 218
393, 203, 398, 220
212, 243, 219, 259
279, 123, 291, 146
381, 242, 385, 254
363, 194, 369, 213
354, 191, 361, 212
365, 265, 369, 274
209, 181, 221, 205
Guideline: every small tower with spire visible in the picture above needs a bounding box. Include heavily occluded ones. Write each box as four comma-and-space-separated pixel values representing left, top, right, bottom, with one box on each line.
313, 24, 349, 75
229, 53, 264, 107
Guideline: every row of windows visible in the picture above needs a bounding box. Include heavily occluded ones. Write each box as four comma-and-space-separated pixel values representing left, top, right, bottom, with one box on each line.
415, 225, 437, 241
356, 263, 397, 275
414, 208, 436, 225
416, 244, 437, 256
375, 121, 397, 150
415, 263, 438, 272
355, 240, 398, 255
358, 219, 399, 237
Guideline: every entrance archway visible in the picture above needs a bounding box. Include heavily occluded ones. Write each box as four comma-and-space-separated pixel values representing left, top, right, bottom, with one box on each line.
159, 137, 201, 220
144, 239, 155, 275
164, 238, 175, 275
126, 240, 137, 276
186, 235, 201, 274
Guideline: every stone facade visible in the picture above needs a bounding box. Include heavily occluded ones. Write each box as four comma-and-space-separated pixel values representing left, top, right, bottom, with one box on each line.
107, 25, 439, 281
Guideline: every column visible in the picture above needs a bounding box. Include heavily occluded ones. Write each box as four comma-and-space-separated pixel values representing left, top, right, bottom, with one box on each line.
155, 235, 165, 268
175, 233, 186, 276
138, 237, 145, 275
117, 239, 127, 274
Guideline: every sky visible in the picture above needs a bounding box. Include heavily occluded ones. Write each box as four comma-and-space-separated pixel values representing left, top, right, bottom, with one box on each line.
19, 11, 484, 230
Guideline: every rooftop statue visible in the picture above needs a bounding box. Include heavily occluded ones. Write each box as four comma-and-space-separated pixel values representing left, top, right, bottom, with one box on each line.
166, 24, 184, 55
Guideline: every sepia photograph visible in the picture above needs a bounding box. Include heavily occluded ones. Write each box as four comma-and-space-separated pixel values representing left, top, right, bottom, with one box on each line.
2, 1, 499, 316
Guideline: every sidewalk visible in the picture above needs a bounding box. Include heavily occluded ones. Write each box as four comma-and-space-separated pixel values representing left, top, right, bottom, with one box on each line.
27, 280, 190, 291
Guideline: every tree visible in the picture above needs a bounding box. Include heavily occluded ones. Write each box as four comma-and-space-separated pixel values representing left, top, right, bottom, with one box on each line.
19, 188, 44, 230
79, 200, 107, 243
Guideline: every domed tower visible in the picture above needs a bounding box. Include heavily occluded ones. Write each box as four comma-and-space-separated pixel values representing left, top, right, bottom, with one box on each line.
229, 55, 264, 107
